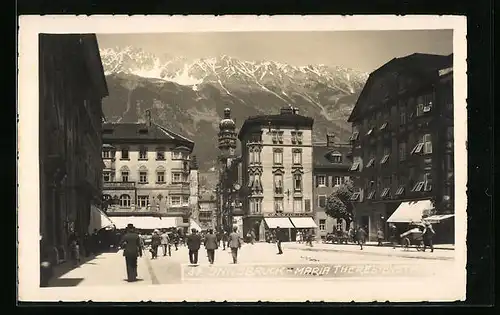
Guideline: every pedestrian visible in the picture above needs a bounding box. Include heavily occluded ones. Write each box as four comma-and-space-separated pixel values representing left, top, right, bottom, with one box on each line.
296, 230, 302, 243
357, 226, 367, 250
228, 226, 242, 264
348, 226, 356, 243
376, 228, 384, 246
389, 224, 398, 249
173, 231, 179, 251
68, 231, 81, 267
204, 228, 218, 264
422, 222, 435, 252
222, 231, 228, 250
186, 229, 202, 265
150, 230, 161, 259
160, 229, 171, 257
275, 227, 284, 255
306, 229, 314, 247
120, 224, 143, 282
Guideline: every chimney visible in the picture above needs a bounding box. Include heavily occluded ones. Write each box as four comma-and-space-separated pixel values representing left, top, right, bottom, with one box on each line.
145, 109, 152, 127
326, 133, 336, 147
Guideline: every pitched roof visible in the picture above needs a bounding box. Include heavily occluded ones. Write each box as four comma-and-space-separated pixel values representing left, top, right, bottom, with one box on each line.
102, 122, 194, 148
238, 112, 314, 140
348, 53, 453, 122
313, 144, 351, 170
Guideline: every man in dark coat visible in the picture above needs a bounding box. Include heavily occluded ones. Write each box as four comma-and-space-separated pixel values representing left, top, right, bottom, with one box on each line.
389, 224, 398, 249
422, 222, 436, 252
228, 226, 242, 264
357, 226, 367, 250
120, 224, 143, 282
186, 229, 202, 265
275, 227, 284, 255
150, 230, 161, 259
204, 228, 218, 264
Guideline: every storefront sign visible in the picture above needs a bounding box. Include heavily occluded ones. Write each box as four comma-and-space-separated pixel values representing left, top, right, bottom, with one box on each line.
263, 212, 311, 218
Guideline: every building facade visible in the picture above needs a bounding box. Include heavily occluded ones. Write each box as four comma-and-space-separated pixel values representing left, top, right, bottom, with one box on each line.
347, 53, 454, 242
238, 107, 316, 241
39, 34, 108, 264
101, 113, 199, 232
198, 191, 218, 230
312, 135, 352, 239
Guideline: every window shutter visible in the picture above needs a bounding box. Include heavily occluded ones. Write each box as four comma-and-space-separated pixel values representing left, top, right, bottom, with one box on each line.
314, 176, 318, 187
326, 176, 330, 187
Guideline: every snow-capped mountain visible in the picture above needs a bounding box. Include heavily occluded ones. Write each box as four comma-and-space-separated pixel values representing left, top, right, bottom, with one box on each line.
99, 46, 368, 173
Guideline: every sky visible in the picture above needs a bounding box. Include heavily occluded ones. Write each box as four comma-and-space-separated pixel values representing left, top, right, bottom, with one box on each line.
97, 30, 453, 73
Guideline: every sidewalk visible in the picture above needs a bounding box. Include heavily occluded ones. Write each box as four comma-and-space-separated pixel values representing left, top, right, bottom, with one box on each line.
48, 251, 152, 287
283, 242, 455, 261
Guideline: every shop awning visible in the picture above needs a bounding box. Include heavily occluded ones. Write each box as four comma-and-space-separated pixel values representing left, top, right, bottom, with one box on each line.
387, 199, 434, 223
88, 205, 115, 234
109, 216, 175, 230
290, 217, 318, 228
264, 217, 294, 229
157, 217, 179, 229
190, 219, 202, 232
424, 214, 455, 224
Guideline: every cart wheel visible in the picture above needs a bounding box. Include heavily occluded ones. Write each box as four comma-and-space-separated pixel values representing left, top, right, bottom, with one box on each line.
403, 238, 410, 250
416, 241, 424, 251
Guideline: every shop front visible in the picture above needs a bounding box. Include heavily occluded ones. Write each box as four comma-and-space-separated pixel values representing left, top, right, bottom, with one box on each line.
257, 213, 318, 242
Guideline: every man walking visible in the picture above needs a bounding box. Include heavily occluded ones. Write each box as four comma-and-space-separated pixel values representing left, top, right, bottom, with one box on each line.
150, 230, 161, 259
228, 226, 242, 264
204, 228, 218, 264
357, 226, 367, 250
389, 224, 398, 249
120, 224, 143, 282
422, 222, 435, 252
275, 226, 284, 255
160, 229, 171, 257
186, 229, 202, 265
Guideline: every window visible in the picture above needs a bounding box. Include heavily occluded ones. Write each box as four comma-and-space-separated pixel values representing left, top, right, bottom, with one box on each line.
274, 174, 283, 194
400, 107, 406, 125
121, 171, 129, 182
103, 171, 111, 182
293, 198, 303, 212
138, 195, 149, 208
139, 147, 148, 160
379, 122, 388, 131
317, 175, 326, 187
318, 195, 327, 208
367, 191, 376, 200
182, 196, 190, 205
412, 181, 425, 192
273, 148, 283, 165
121, 148, 129, 160
305, 199, 311, 212
329, 151, 342, 163
423, 134, 432, 154
380, 188, 390, 198
274, 198, 284, 213
319, 219, 326, 231
395, 186, 405, 196
253, 149, 261, 164
366, 128, 373, 136
366, 157, 375, 168
424, 173, 433, 191
293, 174, 302, 192
170, 196, 181, 206
172, 173, 182, 183
157, 171, 165, 183
119, 194, 131, 207
102, 150, 111, 159
416, 96, 425, 116
250, 199, 262, 214
272, 131, 284, 144
139, 171, 148, 184
398, 142, 407, 161
156, 148, 165, 160
277, 131, 284, 143
350, 161, 360, 171
344, 176, 350, 184
172, 151, 183, 160
292, 149, 302, 165
249, 149, 254, 164
411, 142, 424, 155
349, 192, 361, 201
349, 131, 359, 141
333, 176, 342, 186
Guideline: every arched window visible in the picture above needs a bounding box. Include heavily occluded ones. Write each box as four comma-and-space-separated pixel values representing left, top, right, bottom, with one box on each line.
120, 194, 131, 207
120, 166, 130, 182
328, 151, 343, 163
138, 165, 148, 184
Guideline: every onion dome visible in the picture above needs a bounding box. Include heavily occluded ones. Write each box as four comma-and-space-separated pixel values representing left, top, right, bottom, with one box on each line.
219, 108, 236, 130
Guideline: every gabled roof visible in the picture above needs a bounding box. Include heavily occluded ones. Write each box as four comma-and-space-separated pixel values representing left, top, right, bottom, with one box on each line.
102, 122, 194, 148
348, 53, 453, 122
238, 112, 314, 140
313, 144, 351, 170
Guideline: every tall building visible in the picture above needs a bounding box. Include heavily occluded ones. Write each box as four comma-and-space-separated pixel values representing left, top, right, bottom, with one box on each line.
216, 108, 241, 233
198, 191, 218, 230
39, 34, 109, 264
238, 107, 316, 241
312, 134, 352, 240
347, 53, 454, 243
101, 113, 199, 234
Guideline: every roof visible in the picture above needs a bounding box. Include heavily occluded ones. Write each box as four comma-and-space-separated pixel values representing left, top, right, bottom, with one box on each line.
238, 112, 314, 140
313, 144, 351, 170
348, 53, 453, 122
102, 122, 194, 148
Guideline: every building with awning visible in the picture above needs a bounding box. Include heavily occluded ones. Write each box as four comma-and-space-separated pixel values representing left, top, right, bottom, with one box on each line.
264, 217, 295, 229
387, 199, 434, 223
424, 214, 454, 224
289, 217, 318, 229
109, 216, 181, 230
88, 205, 115, 234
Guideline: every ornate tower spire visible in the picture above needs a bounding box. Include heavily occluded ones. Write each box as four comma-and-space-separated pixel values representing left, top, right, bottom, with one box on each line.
218, 108, 237, 158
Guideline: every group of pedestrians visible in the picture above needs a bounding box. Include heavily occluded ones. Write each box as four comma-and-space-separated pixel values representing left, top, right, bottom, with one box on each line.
186, 226, 243, 265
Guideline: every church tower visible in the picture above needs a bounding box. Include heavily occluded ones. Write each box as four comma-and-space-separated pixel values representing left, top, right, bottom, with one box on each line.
218, 108, 237, 160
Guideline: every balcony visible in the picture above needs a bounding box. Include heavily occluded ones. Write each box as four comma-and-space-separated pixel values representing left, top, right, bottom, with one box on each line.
167, 182, 191, 194
103, 181, 136, 190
